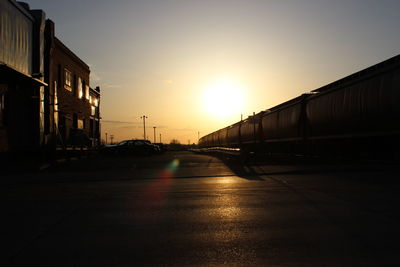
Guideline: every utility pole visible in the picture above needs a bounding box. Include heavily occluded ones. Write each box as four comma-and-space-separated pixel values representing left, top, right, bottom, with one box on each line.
159, 133, 162, 143
105, 132, 108, 144
153, 126, 156, 143
140, 115, 148, 140
253, 111, 256, 143
110, 134, 114, 144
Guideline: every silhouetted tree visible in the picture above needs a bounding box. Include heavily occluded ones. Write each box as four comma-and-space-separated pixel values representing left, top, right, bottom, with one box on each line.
170, 139, 180, 145
169, 139, 183, 151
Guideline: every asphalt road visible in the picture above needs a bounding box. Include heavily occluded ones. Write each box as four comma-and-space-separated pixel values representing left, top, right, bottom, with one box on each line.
2, 151, 400, 266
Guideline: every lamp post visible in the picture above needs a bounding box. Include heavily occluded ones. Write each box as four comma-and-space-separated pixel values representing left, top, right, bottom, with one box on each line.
105, 132, 108, 144
153, 126, 156, 143
140, 115, 148, 140
159, 133, 162, 143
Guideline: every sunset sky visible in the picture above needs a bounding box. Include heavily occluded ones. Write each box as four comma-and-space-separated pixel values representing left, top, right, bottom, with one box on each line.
27, 0, 400, 144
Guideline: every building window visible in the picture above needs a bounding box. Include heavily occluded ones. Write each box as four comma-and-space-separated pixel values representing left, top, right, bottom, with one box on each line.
93, 96, 99, 107
90, 95, 98, 106
85, 85, 89, 100
78, 119, 84, 129
65, 69, 72, 91
91, 106, 96, 116
77, 77, 83, 98
54, 81, 59, 128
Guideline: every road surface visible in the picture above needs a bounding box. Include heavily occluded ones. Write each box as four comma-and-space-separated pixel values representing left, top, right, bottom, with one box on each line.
2, 151, 400, 266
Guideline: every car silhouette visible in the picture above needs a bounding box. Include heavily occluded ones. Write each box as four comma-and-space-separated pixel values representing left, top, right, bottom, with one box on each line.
101, 140, 160, 156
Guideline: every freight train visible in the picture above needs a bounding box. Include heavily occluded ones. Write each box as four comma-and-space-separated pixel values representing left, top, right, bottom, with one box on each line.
199, 55, 400, 158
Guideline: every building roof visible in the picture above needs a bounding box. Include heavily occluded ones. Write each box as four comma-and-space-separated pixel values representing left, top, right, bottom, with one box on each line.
0, 63, 47, 86
89, 86, 100, 96
54, 37, 90, 71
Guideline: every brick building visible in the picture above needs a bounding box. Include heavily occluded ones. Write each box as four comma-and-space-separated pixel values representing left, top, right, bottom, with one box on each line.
49, 34, 94, 147
0, 0, 101, 157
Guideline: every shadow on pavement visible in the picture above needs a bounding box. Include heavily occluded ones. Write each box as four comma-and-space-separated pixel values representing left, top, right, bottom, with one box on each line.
207, 151, 400, 184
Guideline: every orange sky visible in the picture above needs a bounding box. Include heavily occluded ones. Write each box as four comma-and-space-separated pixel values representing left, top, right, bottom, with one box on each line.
28, 0, 400, 144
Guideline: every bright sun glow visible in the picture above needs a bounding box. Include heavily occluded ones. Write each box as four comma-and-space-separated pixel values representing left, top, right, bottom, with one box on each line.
202, 79, 246, 119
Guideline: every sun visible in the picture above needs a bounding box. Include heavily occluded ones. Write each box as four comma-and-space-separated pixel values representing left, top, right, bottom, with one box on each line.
202, 79, 246, 119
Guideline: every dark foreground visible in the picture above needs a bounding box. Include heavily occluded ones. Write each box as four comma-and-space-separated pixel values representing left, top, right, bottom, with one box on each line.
2, 151, 400, 266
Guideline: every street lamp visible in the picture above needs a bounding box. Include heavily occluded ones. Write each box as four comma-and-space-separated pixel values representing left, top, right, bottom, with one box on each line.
140, 115, 148, 140
153, 126, 156, 143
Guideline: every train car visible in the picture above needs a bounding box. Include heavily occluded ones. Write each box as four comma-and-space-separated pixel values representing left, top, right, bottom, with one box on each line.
306, 54, 400, 156
218, 127, 229, 147
226, 122, 241, 147
198, 133, 211, 148
199, 54, 400, 159
260, 94, 309, 154
213, 129, 220, 147
209, 131, 217, 147
240, 112, 263, 148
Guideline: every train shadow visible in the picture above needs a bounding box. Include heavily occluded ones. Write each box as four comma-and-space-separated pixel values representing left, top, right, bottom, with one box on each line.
204, 151, 400, 184
206, 152, 266, 181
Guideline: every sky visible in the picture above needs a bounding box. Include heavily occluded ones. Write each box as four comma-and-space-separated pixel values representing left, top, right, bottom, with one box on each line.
27, 0, 400, 144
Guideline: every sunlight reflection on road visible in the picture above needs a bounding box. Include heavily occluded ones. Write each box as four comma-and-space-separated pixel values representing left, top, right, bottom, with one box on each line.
215, 193, 242, 220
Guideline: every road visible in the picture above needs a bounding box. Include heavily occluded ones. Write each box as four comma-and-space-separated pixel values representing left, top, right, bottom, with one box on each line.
2, 151, 400, 266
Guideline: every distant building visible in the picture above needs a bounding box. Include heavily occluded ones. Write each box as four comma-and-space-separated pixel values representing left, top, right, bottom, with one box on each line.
0, 0, 101, 156
89, 86, 101, 146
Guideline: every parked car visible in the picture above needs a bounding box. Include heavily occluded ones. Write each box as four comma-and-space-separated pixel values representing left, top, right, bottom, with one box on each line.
100, 140, 160, 156
154, 143, 166, 153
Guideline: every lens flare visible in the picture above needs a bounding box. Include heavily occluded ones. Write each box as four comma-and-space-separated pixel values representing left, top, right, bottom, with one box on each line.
160, 159, 180, 179
168, 159, 180, 172
130, 159, 181, 223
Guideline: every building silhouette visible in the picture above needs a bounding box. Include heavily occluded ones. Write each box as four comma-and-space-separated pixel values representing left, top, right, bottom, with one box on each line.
0, 0, 101, 159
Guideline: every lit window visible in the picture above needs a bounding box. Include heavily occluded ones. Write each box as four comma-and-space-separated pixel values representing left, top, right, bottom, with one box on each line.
64, 69, 72, 90
91, 106, 96, 116
78, 119, 84, 129
93, 97, 98, 107
54, 81, 59, 127
85, 85, 89, 100
78, 77, 83, 98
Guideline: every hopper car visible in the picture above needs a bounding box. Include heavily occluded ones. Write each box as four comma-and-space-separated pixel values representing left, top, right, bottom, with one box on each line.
199, 55, 400, 158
